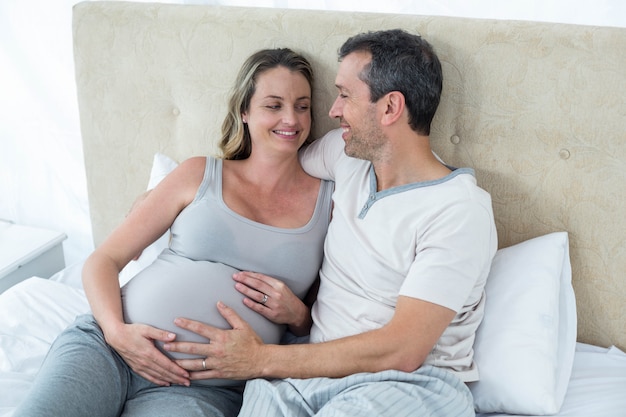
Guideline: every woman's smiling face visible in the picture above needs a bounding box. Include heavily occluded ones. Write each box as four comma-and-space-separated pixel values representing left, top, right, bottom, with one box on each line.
243, 66, 312, 156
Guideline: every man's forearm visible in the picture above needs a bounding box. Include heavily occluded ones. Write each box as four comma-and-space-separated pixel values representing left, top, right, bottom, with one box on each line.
260, 297, 457, 379
259, 325, 421, 379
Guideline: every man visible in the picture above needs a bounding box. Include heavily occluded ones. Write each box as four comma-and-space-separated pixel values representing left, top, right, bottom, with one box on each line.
168, 29, 497, 416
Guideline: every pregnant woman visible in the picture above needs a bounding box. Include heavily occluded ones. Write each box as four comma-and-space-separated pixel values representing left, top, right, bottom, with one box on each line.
14, 48, 332, 417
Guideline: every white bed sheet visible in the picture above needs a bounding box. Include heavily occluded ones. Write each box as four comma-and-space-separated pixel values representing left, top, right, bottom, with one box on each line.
476, 343, 626, 417
1, 266, 625, 417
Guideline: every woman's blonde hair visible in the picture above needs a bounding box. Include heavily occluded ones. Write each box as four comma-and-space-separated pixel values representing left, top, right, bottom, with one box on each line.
220, 48, 314, 160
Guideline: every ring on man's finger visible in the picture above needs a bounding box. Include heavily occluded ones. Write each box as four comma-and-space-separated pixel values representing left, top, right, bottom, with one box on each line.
261, 294, 268, 305
202, 358, 207, 370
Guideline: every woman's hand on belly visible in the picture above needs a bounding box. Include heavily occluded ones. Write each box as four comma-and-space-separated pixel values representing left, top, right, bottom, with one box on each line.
233, 271, 312, 336
105, 321, 191, 386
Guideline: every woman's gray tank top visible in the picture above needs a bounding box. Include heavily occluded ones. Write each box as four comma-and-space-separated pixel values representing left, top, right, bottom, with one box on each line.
122, 156, 333, 385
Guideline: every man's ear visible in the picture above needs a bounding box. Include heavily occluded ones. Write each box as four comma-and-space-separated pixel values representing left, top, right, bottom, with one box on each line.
380, 91, 406, 126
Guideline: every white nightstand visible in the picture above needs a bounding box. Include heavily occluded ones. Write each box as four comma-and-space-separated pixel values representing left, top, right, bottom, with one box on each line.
0, 221, 68, 293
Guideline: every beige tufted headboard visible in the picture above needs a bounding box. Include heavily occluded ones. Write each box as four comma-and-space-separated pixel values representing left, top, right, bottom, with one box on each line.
73, 2, 625, 350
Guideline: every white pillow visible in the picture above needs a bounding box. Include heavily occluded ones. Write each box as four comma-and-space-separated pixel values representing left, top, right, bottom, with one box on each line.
468, 232, 577, 415
146, 152, 179, 190
118, 153, 179, 285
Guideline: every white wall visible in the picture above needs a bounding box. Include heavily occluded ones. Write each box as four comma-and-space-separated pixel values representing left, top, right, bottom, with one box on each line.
1, 0, 625, 266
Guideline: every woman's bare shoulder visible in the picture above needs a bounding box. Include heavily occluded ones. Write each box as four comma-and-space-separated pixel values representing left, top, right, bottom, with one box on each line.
179, 155, 208, 170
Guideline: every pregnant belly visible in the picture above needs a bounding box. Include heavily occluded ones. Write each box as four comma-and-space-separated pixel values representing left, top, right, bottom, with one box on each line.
121, 257, 284, 385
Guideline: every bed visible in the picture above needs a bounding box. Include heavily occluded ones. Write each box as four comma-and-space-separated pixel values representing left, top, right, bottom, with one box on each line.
1, 2, 626, 415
